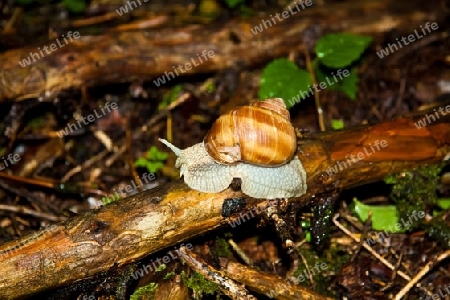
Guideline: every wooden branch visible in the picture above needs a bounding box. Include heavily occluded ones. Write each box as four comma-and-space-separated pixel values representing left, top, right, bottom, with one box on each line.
177, 247, 257, 300
0, 0, 445, 102
219, 259, 334, 300
0, 109, 449, 299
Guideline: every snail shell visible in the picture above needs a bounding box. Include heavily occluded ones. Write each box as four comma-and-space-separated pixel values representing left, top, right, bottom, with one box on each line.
158, 98, 307, 199
158, 138, 307, 199
204, 98, 297, 166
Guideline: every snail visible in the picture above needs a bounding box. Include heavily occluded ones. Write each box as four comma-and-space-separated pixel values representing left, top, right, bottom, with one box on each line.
159, 98, 307, 199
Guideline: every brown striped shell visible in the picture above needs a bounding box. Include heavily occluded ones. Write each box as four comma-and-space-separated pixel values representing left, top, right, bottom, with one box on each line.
203, 98, 297, 166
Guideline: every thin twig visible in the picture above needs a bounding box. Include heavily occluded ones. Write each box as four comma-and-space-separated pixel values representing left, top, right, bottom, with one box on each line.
303, 48, 326, 131
61, 149, 109, 182
333, 213, 411, 280
394, 250, 450, 300
333, 214, 434, 298
178, 246, 257, 300
228, 239, 253, 267
106, 92, 191, 167
126, 119, 142, 193
63, 93, 190, 181
0, 204, 65, 222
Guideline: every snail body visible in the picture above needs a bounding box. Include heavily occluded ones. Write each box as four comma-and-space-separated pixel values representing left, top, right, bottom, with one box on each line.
204, 98, 297, 166
159, 98, 307, 199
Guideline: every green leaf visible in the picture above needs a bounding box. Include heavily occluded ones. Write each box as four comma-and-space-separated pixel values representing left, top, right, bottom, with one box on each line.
164, 272, 176, 279
337, 68, 359, 100
351, 198, 401, 232
315, 34, 372, 68
384, 174, 397, 185
314, 65, 359, 100
224, 0, 245, 8
301, 220, 310, 228
147, 146, 168, 161
155, 151, 168, 161
331, 119, 344, 130
62, 0, 86, 13
102, 193, 121, 205
159, 85, 183, 110
147, 161, 164, 173
134, 158, 149, 168
205, 81, 216, 93
147, 146, 158, 159
437, 198, 450, 209
259, 58, 312, 109
155, 264, 166, 272
305, 231, 311, 243
136, 146, 168, 173
130, 282, 157, 300
102, 197, 113, 205
182, 271, 221, 297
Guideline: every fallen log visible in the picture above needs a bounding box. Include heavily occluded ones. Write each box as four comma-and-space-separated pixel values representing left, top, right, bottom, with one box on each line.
0, 0, 445, 102
0, 107, 449, 299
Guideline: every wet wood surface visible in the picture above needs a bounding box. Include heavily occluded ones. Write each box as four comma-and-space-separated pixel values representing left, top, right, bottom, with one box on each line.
0, 107, 448, 299
0, 0, 445, 102
220, 259, 334, 300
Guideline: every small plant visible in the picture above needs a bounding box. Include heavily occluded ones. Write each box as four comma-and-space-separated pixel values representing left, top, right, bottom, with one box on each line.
212, 236, 232, 258
164, 272, 176, 279
134, 146, 169, 173
300, 219, 311, 242
101, 193, 121, 205
314, 33, 371, 100
259, 58, 312, 109
384, 164, 450, 248
330, 119, 344, 130
349, 164, 450, 248
259, 33, 372, 108
181, 271, 221, 299
158, 85, 183, 110
155, 264, 166, 272
350, 198, 406, 232
130, 282, 157, 300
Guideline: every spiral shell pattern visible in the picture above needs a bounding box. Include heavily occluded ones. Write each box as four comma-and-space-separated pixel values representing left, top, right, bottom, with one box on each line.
204, 98, 297, 166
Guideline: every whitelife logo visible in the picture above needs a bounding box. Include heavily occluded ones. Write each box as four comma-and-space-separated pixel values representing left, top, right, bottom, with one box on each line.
364, 210, 425, 246
376, 22, 439, 58
115, 0, 149, 16
0, 153, 21, 171
413, 104, 450, 129
325, 140, 388, 176
152, 50, 215, 87
250, 0, 313, 35
56, 102, 118, 138
18, 31, 81, 67
286, 68, 350, 107
265, 262, 328, 298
